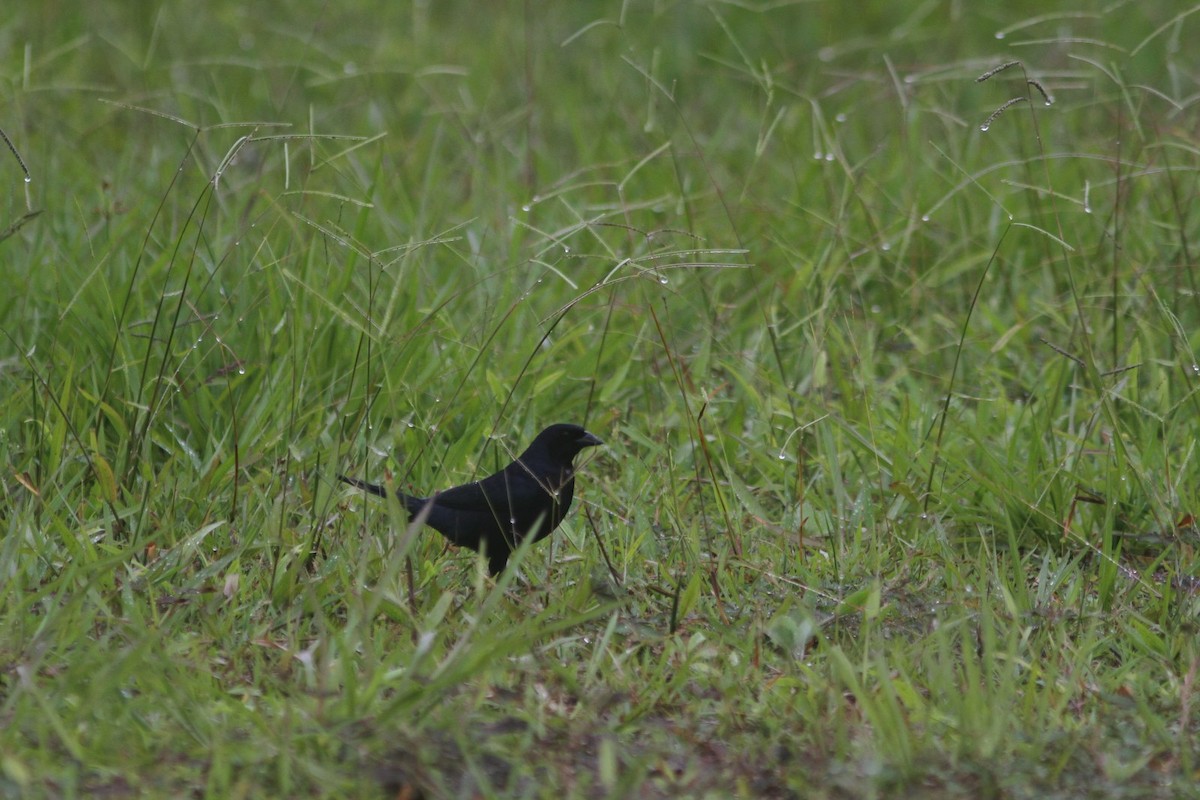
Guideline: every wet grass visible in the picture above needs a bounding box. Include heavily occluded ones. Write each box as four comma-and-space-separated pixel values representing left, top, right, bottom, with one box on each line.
2, 2, 1199, 797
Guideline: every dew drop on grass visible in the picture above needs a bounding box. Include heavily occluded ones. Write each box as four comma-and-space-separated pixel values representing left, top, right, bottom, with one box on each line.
24, 176, 31, 183
921, 214, 930, 222
995, 31, 1005, 39
659, 276, 669, 285
979, 123, 990, 132
521, 204, 531, 212
824, 152, 834, 161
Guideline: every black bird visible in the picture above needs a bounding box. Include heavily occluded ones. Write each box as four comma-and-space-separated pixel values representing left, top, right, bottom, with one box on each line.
340, 423, 602, 574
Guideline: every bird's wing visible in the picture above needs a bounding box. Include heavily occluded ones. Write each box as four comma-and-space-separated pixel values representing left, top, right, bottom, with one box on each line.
431, 461, 557, 510
425, 479, 505, 513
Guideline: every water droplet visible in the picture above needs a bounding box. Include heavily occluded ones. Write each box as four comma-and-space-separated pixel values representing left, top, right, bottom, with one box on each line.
777, 452, 787, 460
659, 276, 669, 285
1044, 97, 1054, 106
813, 151, 823, 160
824, 153, 834, 162
562, 245, 570, 254
921, 214, 931, 222
880, 241, 891, 251
237, 368, 245, 375
1192, 364, 1199, 374
979, 123, 990, 132
521, 205, 531, 212
835, 113, 847, 123
24, 176, 32, 183
995, 31, 1005, 39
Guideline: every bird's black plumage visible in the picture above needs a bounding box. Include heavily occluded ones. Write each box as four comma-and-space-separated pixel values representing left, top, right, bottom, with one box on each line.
340, 423, 602, 574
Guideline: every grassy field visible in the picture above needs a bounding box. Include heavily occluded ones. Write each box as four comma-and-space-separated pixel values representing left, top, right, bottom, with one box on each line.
3, 1, 1199, 797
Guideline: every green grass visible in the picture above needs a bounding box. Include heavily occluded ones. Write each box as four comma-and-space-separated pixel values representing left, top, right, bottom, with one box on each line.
3, 1, 1200, 797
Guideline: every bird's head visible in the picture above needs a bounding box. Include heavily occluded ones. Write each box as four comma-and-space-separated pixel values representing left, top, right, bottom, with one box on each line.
528, 423, 603, 463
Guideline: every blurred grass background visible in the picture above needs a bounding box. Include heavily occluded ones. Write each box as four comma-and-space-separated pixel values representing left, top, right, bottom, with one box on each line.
2, 1, 1199, 797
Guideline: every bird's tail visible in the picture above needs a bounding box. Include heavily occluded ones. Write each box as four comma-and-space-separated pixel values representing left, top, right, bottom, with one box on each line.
338, 474, 387, 497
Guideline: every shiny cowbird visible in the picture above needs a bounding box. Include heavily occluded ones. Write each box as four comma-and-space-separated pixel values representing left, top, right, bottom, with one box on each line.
340, 423, 602, 574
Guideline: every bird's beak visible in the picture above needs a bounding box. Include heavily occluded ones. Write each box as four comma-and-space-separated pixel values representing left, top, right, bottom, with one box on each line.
579, 431, 603, 448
